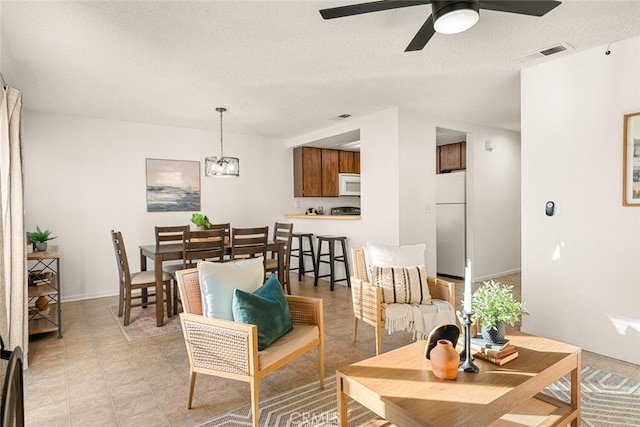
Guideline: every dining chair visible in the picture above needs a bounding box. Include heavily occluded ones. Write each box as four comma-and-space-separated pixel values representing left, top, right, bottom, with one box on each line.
230, 226, 269, 266
172, 228, 227, 314
111, 230, 172, 326
182, 228, 226, 267
208, 222, 230, 243
155, 225, 189, 275
265, 222, 293, 294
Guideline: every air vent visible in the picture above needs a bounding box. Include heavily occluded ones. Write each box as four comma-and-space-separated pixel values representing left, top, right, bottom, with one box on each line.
540, 45, 567, 56
515, 42, 572, 63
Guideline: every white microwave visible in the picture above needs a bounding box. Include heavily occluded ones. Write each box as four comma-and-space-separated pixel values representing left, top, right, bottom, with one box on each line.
339, 173, 361, 197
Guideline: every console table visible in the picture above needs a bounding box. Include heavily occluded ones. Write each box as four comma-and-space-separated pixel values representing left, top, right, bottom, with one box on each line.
337, 333, 581, 426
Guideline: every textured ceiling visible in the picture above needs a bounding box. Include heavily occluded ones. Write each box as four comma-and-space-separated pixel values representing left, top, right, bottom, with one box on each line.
2, 1, 640, 139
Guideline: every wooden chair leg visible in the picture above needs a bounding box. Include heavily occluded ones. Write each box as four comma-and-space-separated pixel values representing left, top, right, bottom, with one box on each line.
173, 278, 180, 315
118, 280, 124, 317
187, 371, 196, 409
250, 379, 259, 427
375, 325, 382, 356
124, 288, 132, 326
319, 343, 325, 389
353, 317, 359, 343
165, 281, 172, 318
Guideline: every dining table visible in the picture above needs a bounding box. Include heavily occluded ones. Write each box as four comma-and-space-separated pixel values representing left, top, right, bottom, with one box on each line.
139, 241, 286, 327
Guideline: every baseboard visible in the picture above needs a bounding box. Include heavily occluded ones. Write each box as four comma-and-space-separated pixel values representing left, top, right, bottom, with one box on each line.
62, 290, 118, 302
475, 268, 521, 283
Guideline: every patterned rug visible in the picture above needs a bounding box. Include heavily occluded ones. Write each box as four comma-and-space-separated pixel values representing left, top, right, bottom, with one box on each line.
196, 366, 640, 427
108, 304, 182, 341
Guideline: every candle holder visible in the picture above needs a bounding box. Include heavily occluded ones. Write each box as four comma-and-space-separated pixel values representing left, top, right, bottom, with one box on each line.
459, 310, 479, 373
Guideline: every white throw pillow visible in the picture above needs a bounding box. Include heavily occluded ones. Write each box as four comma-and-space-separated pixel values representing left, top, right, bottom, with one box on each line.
198, 257, 264, 320
366, 242, 426, 282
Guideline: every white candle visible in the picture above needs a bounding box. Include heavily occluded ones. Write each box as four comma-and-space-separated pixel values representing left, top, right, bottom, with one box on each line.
463, 258, 472, 312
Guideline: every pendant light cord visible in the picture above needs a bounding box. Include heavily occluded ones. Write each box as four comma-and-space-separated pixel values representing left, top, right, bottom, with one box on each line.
219, 108, 224, 157
216, 107, 227, 157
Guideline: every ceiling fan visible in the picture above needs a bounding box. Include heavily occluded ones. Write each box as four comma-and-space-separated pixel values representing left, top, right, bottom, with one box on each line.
320, 1, 561, 52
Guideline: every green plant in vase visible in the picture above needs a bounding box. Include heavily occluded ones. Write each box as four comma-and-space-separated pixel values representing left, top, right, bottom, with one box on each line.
28, 225, 57, 251
190, 213, 211, 230
471, 280, 529, 343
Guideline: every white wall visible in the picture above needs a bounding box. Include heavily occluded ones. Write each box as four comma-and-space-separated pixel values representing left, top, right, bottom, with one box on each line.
398, 109, 437, 270
23, 111, 290, 300
521, 36, 640, 364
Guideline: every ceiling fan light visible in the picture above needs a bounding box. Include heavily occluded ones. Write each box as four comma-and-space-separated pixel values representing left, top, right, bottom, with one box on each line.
433, 3, 479, 35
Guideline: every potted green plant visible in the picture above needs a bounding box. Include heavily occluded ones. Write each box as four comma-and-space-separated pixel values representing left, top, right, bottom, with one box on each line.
471, 280, 529, 343
190, 213, 211, 230
28, 226, 57, 251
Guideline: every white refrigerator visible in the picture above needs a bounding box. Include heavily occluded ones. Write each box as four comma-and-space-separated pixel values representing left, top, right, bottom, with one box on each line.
436, 171, 466, 278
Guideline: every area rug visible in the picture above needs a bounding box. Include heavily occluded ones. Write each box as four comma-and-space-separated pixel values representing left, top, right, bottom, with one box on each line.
196, 366, 640, 427
108, 304, 182, 341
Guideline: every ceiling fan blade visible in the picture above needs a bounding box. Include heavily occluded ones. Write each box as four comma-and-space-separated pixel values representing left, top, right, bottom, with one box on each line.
320, 0, 430, 20
405, 15, 435, 51
478, 1, 561, 17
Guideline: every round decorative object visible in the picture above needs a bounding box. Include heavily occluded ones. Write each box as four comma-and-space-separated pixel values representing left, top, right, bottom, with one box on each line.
35, 296, 49, 311
430, 339, 459, 380
481, 322, 506, 344
35, 241, 48, 251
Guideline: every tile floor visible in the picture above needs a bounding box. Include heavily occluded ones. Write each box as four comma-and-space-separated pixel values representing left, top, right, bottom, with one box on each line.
25, 273, 640, 426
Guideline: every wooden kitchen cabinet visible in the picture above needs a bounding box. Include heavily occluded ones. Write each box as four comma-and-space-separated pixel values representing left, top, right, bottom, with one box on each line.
294, 147, 359, 197
438, 141, 466, 173
339, 150, 360, 174
321, 149, 339, 196
294, 146, 322, 197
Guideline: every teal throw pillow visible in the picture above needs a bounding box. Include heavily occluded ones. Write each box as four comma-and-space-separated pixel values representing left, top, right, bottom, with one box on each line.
232, 274, 293, 350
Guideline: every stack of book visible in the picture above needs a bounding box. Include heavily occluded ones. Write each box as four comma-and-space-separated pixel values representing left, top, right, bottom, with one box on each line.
470, 336, 518, 365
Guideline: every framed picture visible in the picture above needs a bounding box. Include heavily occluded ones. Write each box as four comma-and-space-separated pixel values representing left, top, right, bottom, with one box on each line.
146, 158, 201, 212
623, 112, 640, 206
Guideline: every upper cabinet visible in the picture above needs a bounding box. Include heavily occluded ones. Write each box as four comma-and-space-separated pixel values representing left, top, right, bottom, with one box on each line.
294, 147, 322, 197
437, 141, 466, 173
339, 150, 360, 174
294, 147, 360, 197
321, 149, 339, 196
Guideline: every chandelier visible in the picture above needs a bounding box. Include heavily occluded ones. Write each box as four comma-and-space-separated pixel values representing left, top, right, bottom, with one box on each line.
205, 107, 239, 177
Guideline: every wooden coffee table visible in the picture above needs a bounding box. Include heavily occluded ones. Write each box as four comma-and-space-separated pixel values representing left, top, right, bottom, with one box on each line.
336, 333, 581, 426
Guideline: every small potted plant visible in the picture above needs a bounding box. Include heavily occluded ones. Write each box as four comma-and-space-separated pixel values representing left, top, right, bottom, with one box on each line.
471, 280, 529, 343
190, 213, 211, 230
28, 226, 57, 252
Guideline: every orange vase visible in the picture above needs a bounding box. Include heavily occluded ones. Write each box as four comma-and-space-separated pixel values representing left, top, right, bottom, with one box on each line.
430, 340, 459, 380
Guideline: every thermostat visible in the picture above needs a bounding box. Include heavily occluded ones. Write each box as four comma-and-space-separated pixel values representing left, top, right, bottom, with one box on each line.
545, 201, 555, 216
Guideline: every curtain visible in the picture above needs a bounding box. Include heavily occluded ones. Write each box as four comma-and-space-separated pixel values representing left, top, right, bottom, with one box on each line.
0, 74, 27, 366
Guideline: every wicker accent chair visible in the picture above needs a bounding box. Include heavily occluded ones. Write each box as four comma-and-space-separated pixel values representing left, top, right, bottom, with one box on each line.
351, 247, 456, 355
175, 268, 325, 427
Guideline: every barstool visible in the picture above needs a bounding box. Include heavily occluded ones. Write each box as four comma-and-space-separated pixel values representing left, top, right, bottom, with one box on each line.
289, 232, 316, 281
314, 235, 351, 291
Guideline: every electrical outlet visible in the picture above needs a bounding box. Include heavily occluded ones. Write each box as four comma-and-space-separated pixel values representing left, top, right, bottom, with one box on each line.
295, 200, 300, 208
424, 203, 432, 214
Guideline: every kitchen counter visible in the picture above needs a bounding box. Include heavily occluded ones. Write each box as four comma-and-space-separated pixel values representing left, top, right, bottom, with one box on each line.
284, 214, 360, 220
